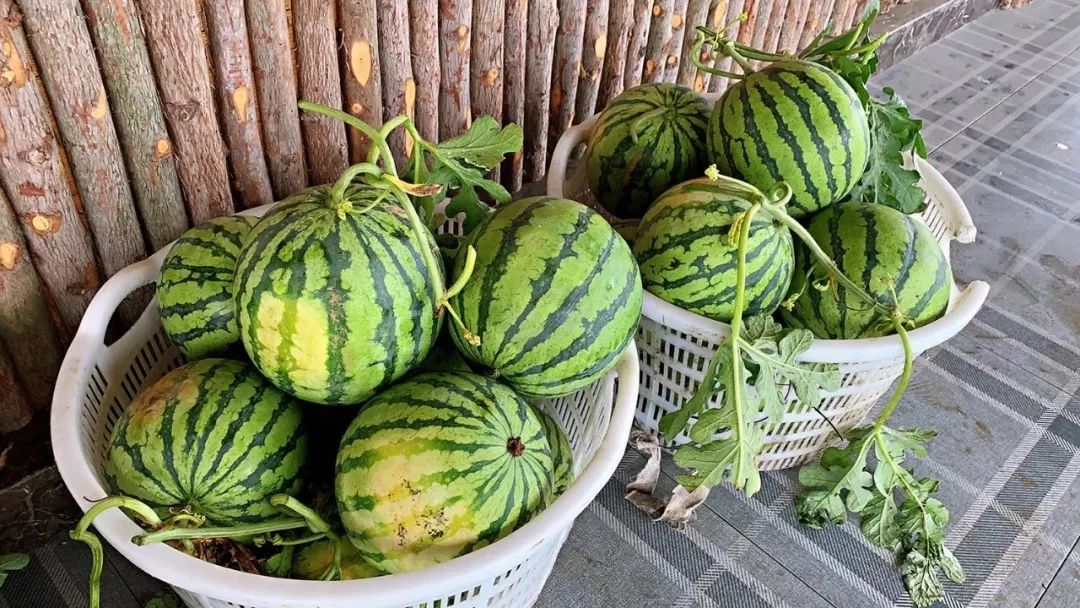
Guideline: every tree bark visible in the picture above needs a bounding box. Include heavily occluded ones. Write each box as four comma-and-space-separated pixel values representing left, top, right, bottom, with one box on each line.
641, 0, 675, 85
378, 0, 415, 162
778, 0, 809, 53
623, 0, 652, 89
340, 0, 383, 160
0, 189, 61, 407
762, 0, 790, 56
799, 0, 835, 48
575, 0, 609, 120
293, 0, 349, 185
833, 0, 859, 34
664, 0, 691, 81
707, 0, 746, 93
676, 0, 712, 89
438, 0, 472, 139
501, 0, 527, 190
597, 0, 633, 107
203, 0, 274, 209
19, 0, 146, 279
0, 4, 98, 335
409, 0, 440, 143
471, 0, 504, 122
549, 0, 587, 147
82, 0, 187, 252
248, 0, 307, 197
523, 0, 558, 181
0, 342, 31, 433
140, 0, 233, 224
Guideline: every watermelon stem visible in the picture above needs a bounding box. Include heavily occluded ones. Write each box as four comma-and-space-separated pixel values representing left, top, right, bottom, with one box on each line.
690, 28, 748, 79
132, 518, 311, 545
70, 496, 163, 608
443, 245, 478, 301
269, 495, 345, 580
872, 316, 914, 432
299, 101, 397, 173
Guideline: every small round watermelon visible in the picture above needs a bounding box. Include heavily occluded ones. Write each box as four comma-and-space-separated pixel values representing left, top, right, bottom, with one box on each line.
708, 60, 870, 218
105, 358, 307, 525
292, 538, 383, 580
447, 197, 642, 398
234, 184, 442, 405
157, 216, 257, 360
586, 83, 711, 218
336, 371, 553, 574
533, 406, 574, 496
781, 202, 952, 338
633, 178, 794, 322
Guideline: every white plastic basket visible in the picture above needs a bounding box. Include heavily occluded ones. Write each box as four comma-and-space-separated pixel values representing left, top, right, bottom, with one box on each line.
50, 203, 640, 608
547, 95, 989, 470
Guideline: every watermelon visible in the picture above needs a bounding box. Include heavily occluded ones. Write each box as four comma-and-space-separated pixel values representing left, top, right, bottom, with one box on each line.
781, 202, 952, 338
105, 359, 307, 525
234, 184, 442, 405
633, 179, 794, 322
447, 197, 642, 397
708, 60, 870, 218
533, 406, 574, 496
336, 371, 553, 574
157, 216, 257, 360
586, 83, 711, 218
292, 538, 383, 580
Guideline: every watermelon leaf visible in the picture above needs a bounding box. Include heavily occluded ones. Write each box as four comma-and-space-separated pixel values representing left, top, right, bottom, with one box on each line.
262, 545, 294, 577
0, 553, 29, 588
849, 89, 928, 214
795, 425, 963, 607
435, 116, 524, 169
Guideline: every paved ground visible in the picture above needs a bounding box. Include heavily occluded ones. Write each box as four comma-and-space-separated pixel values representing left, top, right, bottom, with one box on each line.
3, 1, 1080, 606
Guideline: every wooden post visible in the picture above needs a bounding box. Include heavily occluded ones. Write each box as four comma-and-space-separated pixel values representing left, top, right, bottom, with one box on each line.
676, 0, 712, 89
341, 0, 383, 161
293, 0, 349, 185
0, 190, 62, 407
707, 0, 746, 93
501, 0, 527, 190
248, 0, 308, 197
471, 0, 504, 122
19, 0, 147, 279
0, 343, 32, 433
549, 0, 587, 147
762, 0, 790, 55
0, 4, 98, 334
523, 0, 557, 181
82, 0, 188, 252
597, 0, 633, 107
575, 0, 609, 120
378, 0, 416, 162
439, 0, 472, 139
409, 0, 440, 143
741, 0, 774, 60
642, 0, 675, 83
623, 0, 653, 89
833, 0, 860, 32
799, 0, 835, 48
778, 0, 809, 53
665, 0, 691, 81
140, 0, 233, 224
203, 0, 275, 209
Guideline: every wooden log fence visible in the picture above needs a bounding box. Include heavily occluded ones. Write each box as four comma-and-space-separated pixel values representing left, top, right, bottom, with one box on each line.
0, 0, 910, 433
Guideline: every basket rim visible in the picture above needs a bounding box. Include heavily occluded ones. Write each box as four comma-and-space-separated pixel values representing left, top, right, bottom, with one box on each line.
49, 201, 642, 607
546, 97, 990, 363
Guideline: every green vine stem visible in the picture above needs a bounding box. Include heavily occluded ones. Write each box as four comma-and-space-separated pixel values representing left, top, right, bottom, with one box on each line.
269, 495, 345, 580
132, 518, 311, 546
297, 102, 396, 172
872, 316, 914, 433
70, 497, 162, 608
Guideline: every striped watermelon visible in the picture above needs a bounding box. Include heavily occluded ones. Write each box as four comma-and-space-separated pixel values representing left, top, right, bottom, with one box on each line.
586, 83, 711, 218
781, 202, 952, 338
533, 406, 574, 496
336, 371, 553, 574
633, 179, 795, 322
105, 359, 307, 525
234, 184, 442, 405
292, 538, 383, 580
157, 216, 257, 360
708, 60, 870, 218
448, 197, 642, 397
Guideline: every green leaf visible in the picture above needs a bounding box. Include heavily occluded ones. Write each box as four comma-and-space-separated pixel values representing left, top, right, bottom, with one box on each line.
902, 549, 944, 607
434, 117, 523, 169
262, 545, 294, 577
938, 544, 965, 584
675, 422, 765, 494
742, 315, 783, 342
848, 88, 928, 214
860, 492, 900, 550
796, 431, 876, 521
144, 593, 182, 608
0, 554, 28, 589
659, 343, 729, 439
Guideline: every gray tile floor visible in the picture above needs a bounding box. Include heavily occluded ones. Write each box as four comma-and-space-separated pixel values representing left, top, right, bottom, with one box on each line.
4, 2, 1080, 607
